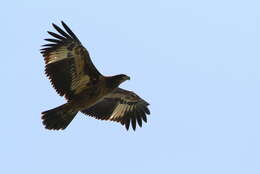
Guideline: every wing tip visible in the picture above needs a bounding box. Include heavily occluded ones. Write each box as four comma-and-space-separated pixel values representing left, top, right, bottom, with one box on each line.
52, 22, 58, 29
61, 20, 66, 26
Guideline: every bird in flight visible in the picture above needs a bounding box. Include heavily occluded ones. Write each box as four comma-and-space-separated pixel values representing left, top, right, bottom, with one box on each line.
40, 21, 150, 131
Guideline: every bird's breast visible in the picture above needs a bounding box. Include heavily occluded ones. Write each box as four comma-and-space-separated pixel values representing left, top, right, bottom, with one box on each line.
70, 86, 108, 110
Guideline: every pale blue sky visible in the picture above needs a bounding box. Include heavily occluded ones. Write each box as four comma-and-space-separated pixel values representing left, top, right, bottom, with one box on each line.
1, 0, 260, 173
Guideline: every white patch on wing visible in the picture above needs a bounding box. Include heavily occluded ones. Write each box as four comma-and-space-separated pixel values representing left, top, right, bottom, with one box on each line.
109, 103, 135, 121
117, 104, 127, 119
120, 105, 127, 117
110, 104, 124, 120
46, 48, 69, 64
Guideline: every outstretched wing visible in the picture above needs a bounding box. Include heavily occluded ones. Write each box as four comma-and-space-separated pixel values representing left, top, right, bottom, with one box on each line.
41, 21, 102, 100
81, 88, 150, 130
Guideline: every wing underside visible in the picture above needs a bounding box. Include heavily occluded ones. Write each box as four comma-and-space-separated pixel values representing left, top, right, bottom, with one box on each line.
81, 88, 150, 130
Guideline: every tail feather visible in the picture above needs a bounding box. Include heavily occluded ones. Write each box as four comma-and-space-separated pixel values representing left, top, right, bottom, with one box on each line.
41, 103, 78, 130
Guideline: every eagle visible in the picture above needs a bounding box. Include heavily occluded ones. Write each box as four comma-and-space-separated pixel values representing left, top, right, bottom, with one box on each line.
40, 21, 150, 131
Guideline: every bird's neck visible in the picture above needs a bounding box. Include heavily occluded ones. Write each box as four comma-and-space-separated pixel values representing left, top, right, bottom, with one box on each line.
105, 75, 122, 89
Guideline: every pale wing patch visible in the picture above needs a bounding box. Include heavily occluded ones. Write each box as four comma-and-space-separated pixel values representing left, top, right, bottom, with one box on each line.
116, 104, 127, 119
109, 104, 122, 120
46, 47, 69, 64
108, 103, 135, 121
109, 104, 125, 120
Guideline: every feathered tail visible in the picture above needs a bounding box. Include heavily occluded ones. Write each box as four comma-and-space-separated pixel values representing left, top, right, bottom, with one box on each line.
41, 103, 78, 130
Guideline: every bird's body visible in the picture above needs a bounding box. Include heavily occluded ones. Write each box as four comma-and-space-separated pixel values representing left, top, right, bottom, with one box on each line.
41, 21, 150, 130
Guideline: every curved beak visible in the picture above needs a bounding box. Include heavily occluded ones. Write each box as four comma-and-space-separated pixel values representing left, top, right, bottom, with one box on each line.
125, 76, 130, 80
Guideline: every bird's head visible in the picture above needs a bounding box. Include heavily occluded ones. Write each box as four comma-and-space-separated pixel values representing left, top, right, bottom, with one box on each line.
115, 74, 130, 84
119, 74, 130, 81
106, 74, 130, 88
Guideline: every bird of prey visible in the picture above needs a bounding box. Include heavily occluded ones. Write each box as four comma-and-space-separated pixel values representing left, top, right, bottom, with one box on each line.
40, 21, 150, 131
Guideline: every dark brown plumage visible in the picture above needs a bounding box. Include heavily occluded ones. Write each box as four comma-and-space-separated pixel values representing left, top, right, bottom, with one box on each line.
41, 21, 150, 130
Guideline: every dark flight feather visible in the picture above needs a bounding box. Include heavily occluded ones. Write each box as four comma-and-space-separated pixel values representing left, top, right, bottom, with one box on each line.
41, 21, 102, 100
52, 23, 72, 39
81, 88, 150, 130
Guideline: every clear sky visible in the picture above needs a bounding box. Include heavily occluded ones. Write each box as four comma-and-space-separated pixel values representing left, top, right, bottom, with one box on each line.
1, 0, 260, 173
